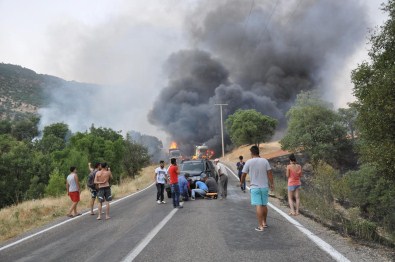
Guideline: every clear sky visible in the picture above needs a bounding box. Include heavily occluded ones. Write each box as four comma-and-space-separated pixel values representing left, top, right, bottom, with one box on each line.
0, 0, 388, 140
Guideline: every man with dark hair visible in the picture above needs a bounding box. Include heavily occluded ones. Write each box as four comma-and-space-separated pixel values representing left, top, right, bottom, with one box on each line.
154, 160, 167, 204
168, 158, 182, 208
66, 166, 81, 217
179, 173, 190, 202
237, 155, 246, 193
241, 145, 274, 232
88, 162, 101, 215
94, 162, 113, 220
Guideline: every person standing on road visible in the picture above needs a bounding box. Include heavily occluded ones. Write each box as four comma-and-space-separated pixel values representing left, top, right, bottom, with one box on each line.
286, 154, 302, 216
168, 158, 183, 208
87, 162, 101, 215
214, 159, 228, 199
237, 155, 246, 193
241, 145, 274, 232
191, 175, 209, 200
94, 162, 113, 220
66, 166, 81, 218
154, 160, 167, 204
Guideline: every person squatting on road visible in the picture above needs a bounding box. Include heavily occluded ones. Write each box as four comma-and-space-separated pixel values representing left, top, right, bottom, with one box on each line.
204, 175, 218, 194
168, 158, 183, 208
286, 154, 302, 216
214, 159, 228, 199
191, 174, 209, 200
241, 145, 274, 232
94, 162, 113, 220
87, 162, 101, 215
179, 173, 190, 201
237, 155, 246, 193
155, 160, 167, 204
66, 166, 81, 218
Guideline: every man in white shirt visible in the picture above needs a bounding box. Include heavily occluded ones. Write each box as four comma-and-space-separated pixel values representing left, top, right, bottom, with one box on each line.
241, 145, 274, 232
154, 160, 168, 204
214, 159, 228, 199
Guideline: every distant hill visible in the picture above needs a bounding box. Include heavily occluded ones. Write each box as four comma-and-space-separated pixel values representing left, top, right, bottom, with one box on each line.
0, 63, 97, 121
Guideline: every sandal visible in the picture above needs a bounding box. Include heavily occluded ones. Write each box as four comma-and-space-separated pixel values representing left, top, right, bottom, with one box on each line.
75, 213, 82, 216
255, 227, 264, 232
67, 214, 73, 218
289, 212, 296, 216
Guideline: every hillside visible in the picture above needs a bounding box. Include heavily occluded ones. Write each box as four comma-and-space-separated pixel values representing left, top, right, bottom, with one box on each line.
222, 141, 290, 163
0, 63, 98, 120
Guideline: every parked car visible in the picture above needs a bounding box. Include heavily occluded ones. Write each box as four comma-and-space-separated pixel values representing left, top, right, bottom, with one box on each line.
165, 159, 218, 198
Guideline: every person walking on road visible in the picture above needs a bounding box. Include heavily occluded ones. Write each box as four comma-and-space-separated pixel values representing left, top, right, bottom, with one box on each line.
87, 162, 101, 215
94, 162, 113, 220
214, 159, 228, 199
237, 155, 246, 193
154, 160, 167, 204
241, 145, 274, 232
286, 154, 302, 216
191, 175, 209, 200
66, 166, 81, 218
168, 158, 183, 208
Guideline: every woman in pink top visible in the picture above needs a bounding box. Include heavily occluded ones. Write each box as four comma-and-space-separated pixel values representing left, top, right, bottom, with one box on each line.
286, 154, 302, 216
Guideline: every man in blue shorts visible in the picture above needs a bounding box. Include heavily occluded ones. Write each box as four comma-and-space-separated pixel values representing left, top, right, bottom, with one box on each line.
241, 145, 274, 232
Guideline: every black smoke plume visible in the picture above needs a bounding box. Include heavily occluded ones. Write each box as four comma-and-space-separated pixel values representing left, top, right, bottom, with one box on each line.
148, 0, 368, 155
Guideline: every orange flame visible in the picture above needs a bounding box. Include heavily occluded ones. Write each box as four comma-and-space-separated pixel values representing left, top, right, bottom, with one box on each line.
169, 141, 178, 149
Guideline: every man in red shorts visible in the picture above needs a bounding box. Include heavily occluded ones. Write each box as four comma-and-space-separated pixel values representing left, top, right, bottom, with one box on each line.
66, 166, 81, 217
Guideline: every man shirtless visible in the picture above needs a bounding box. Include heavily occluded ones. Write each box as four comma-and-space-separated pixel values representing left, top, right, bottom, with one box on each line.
94, 162, 113, 220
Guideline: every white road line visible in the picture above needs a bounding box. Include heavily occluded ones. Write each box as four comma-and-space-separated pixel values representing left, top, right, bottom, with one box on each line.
223, 165, 350, 262
121, 208, 178, 262
0, 182, 156, 252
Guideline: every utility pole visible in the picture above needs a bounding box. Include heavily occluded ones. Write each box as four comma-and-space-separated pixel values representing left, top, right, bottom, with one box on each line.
215, 103, 228, 158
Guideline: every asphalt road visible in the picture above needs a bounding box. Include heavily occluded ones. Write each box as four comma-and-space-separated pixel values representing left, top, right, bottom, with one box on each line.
1, 168, 347, 262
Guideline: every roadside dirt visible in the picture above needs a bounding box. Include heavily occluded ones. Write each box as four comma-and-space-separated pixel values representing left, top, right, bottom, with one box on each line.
222, 141, 289, 163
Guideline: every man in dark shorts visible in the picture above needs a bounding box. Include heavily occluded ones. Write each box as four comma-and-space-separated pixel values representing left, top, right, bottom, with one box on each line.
94, 162, 113, 220
88, 162, 101, 215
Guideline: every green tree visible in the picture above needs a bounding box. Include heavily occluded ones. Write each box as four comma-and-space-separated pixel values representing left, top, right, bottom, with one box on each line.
0, 135, 33, 207
45, 168, 65, 197
351, 0, 395, 181
280, 91, 352, 166
11, 116, 39, 141
225, 109, 277, 146
0, 119, 12, 134
338, 102, 358, 140
123, 135, 150, 179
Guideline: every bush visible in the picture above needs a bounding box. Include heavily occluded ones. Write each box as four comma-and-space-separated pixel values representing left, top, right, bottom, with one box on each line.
345, 164, 395, 234
45, 169, 65, 197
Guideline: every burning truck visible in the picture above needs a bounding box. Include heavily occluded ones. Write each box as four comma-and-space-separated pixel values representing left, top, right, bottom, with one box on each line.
168, 141, 183, 162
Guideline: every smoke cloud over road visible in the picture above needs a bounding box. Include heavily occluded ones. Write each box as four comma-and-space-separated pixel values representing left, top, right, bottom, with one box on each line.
148, 0, 368, 154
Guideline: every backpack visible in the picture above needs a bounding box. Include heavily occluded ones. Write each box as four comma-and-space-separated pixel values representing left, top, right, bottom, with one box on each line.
87, 170, 97, 189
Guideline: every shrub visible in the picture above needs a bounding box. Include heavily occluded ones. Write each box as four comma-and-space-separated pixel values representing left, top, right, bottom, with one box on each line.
45, 169, 65, 197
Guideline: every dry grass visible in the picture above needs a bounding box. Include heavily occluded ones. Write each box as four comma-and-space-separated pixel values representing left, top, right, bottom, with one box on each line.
223, 141, 289, 163
0, 165, 155, 243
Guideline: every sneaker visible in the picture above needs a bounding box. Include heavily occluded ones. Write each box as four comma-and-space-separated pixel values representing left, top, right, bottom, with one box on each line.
157, 200, 161, 204
255, 227, 264, 232
177, 205, 183, 209
191, 198, 195, 201
161, 201, 166, 204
